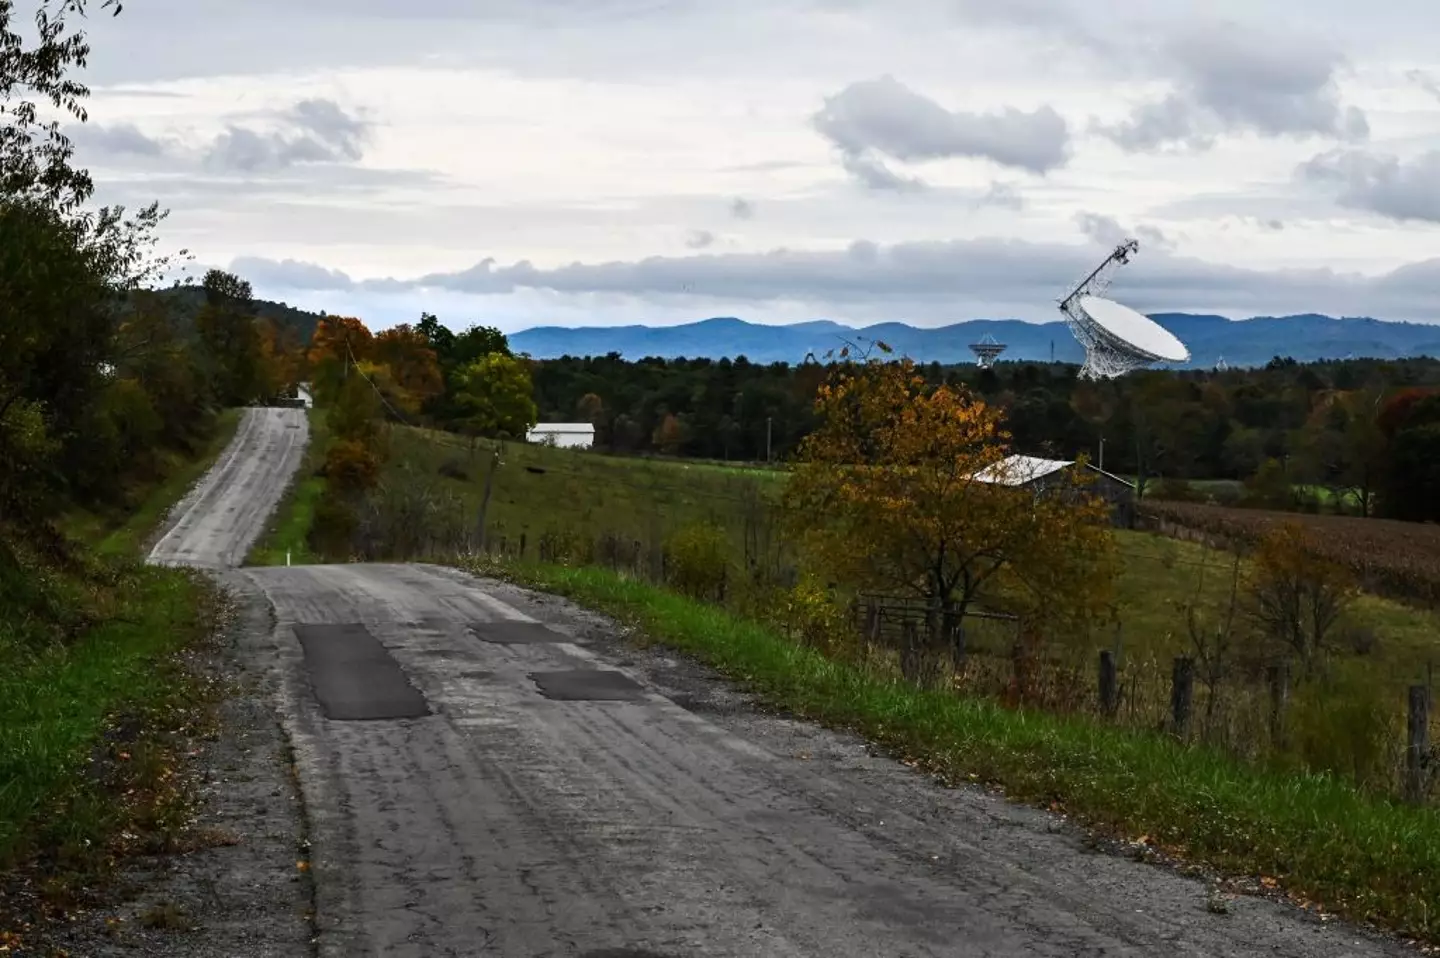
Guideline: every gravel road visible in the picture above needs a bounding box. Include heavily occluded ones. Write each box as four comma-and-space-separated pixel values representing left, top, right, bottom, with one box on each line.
235, 561, 1409, 958
147, 406, 308, 569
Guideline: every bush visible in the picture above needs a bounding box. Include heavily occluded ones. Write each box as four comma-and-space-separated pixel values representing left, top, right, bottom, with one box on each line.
323, 439, 380, 493
437, 457, 470, 481
770, 573, 853, 657
1284, 669, 1400, 793
1153, 477, 1200, 502
663, 521, 730, 602
308, 490, 357, 559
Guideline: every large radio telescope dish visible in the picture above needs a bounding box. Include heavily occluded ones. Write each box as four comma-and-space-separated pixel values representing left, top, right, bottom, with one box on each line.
969, 333, 1007, 369
1057, 239, 1191, 379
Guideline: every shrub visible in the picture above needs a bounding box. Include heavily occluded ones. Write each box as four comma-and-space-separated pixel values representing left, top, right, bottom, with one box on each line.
308, 490, 357, 559
1153, 477, 1200, 502
1284, 669, 1400, 793
663, 521, 730, 602
437, 457, 470, 481
771, 573, 853, 657
323, 439, 381, 493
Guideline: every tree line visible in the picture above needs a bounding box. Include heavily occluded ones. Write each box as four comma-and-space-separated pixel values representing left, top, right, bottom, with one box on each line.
528, 351, 1440, 522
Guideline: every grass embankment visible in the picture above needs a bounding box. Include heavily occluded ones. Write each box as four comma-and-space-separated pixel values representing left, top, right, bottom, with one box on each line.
0, 409, 242, 904
471, 558, 1440, 943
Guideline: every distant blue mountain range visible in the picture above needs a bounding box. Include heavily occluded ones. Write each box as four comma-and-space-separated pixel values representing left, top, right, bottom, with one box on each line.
510, 314, 1440, 369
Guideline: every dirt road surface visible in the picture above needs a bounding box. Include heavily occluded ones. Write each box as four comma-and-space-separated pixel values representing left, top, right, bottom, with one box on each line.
147, 406, 308, 569
234, 561, 1408, 958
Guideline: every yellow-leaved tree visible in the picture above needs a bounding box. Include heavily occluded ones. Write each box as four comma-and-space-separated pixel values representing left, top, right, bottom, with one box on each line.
782, 350, 1117, 657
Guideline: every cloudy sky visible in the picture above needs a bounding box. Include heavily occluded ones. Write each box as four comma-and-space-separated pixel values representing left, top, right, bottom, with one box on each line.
62, 0, 1440, 331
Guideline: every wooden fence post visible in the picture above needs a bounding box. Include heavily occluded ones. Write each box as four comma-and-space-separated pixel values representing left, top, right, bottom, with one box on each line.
900, 620, 921, 685
1170, 656, 1194, 738
518, 532, 527, 559
1406, 684, 1430, 804
951, 619, 967, 671
1267, 662, 1290, 747
1098, 650, 1118, 718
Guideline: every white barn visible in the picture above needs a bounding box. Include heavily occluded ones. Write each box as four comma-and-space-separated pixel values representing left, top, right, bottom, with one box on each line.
526, 422, 595, 449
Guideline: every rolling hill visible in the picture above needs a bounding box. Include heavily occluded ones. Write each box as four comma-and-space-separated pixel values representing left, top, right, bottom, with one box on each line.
508, 314, 1440, 369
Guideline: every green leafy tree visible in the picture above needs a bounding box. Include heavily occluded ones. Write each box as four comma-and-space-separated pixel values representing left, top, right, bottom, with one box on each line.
450, 353, 537, 440
195, 268, 265, 405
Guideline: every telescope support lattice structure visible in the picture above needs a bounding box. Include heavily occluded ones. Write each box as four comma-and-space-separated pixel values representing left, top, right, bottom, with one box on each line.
969, 333, 1007, 369
1057, 239, 1150, 380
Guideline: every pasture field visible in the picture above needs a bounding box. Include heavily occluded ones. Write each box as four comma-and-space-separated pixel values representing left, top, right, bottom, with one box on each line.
365, 427, 1438, 660
1141, 498, 1440, 608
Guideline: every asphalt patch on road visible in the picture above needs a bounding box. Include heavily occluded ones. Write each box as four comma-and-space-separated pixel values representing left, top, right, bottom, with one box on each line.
528, 669, 646, 701
294, 623, 432, 720
470, 620, 572, 644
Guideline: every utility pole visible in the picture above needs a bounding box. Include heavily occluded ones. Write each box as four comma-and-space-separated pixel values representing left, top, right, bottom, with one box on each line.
1099, 436, 1105, 472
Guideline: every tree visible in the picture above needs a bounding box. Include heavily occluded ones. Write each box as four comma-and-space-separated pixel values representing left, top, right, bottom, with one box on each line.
449, 353, 537, 440
194, 268, 265, 405
652, 412, 686, 454
1, 0, 122, 209
373, 323, 443, 413
782, 357, 1117, 652
306, 316, 374, 404
1246, 521, 1354, 676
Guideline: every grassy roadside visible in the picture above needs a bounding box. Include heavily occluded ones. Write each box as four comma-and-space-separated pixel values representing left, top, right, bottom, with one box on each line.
247, 407, 327, 566
464, 558, 1440, 945
1, 408, 245, 932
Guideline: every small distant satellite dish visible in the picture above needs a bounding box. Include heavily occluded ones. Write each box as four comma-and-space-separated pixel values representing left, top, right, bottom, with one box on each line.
969, 333, 1007, 369
1056, 239, 1192, 379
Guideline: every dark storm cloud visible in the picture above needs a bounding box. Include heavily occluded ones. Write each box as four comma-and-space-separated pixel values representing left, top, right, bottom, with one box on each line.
1101, 21, 1369, 152
204, 98, 370, 172
1298, 149, 1440, 223
227, 237, 1440, 321
812, 76, 1071, 185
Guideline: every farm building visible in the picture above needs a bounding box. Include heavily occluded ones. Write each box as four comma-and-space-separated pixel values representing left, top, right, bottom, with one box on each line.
526, 422, 595, 449
971, 454, 1135, 528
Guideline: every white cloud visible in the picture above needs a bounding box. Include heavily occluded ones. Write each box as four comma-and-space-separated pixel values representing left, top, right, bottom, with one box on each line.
43, 0, 1440, 331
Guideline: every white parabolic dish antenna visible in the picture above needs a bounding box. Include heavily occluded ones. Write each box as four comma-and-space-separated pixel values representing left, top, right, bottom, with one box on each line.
1057, 239, 1192, 379
1077, 296, 1189, 364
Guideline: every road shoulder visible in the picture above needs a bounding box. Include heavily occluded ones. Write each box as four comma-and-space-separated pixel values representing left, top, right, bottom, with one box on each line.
26, 584, 314, 958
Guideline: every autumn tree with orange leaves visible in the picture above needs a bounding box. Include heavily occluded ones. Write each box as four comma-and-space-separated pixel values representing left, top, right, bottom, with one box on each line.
306, 316, 375, 405
373, 324, 444, 413
783, 353, 1117, 651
